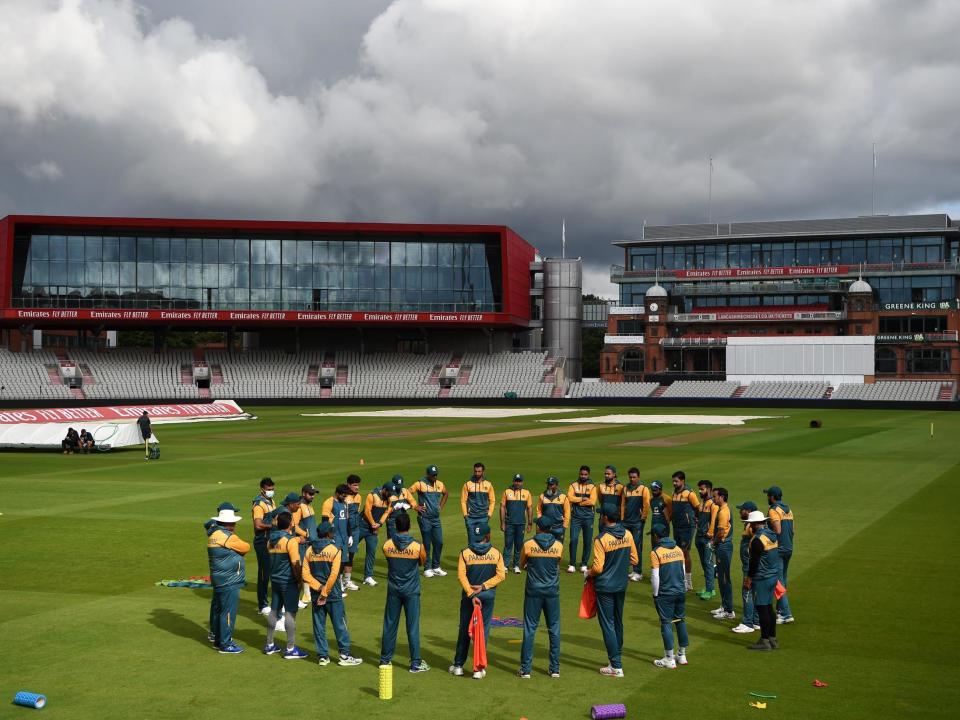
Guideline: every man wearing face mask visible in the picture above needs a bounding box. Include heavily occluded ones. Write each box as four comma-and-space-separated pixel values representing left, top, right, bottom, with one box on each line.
252, 477, 277, 615
296, 484, 320, 608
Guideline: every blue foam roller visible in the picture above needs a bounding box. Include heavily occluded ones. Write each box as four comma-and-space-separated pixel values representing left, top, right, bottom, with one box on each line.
13, 691, 46, 709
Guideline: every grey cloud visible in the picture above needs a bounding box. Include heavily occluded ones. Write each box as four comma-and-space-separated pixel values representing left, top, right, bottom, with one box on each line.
1, 0, 958, 303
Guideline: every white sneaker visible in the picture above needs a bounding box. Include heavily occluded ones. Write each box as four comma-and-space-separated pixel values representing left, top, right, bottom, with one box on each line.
513, 566, 521, 574
297, 600, 308, 609
715, 611, 736, 620
599, 665, 624, 677
317, 656, 330, 666
338, 655, 363, 666
472, 669, 486, 680
710, 607, 726, 616
448, 665, 463, 676
433, 567, 447, 576
628, 572, 641, 582
731, 623, 756, 633
344, 580, 359, 591
259, 606, 271, 616
549, 672, 560, 678
424, 569, 435, 578
580, 565, 588, 573
676, 654, 688, 666
753, 624, 762, 630
653, 657, 676, 669
776, 615, 795, 624
274, 616, 286, 633
566, 565, 576, 573
363, 577, 377, 587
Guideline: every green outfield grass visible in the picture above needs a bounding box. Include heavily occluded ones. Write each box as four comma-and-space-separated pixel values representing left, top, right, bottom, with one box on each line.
1, 405, 958, 719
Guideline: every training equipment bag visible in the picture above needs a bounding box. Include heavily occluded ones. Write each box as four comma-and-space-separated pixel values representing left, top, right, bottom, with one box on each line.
579, 579, 597, 619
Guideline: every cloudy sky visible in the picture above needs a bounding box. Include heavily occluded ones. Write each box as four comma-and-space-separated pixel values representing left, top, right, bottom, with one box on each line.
1, 0, 959, 297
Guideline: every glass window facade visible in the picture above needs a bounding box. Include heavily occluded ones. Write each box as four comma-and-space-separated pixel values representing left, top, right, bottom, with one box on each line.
13, 234, 502, 312
629, 235, 950, 271
906, 348, 951, 373
869, 275, 956, 304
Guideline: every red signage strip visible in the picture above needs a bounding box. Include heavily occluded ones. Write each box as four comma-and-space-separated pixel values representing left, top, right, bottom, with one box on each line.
0, 401, 245, 425
674, 265, 849, 279
1, 309, 519, 325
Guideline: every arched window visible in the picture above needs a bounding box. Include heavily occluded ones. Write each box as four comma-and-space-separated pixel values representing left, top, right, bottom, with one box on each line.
875, 347, 897, 374
620, 350, 644, 374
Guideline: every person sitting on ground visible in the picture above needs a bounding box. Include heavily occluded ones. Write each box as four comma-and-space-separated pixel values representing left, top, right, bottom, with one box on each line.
79, 428, 95, 453
61, 427, 80, 454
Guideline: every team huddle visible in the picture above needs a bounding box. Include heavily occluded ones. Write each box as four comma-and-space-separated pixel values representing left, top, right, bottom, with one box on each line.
204, 463, 796, 676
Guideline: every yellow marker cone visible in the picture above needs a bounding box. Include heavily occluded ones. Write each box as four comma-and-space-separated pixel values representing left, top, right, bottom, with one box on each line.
378, 664, 393, 700
360, 458, 365, 466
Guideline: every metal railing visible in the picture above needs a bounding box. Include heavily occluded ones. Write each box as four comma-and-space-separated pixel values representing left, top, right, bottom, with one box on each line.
612, 259, 960, 280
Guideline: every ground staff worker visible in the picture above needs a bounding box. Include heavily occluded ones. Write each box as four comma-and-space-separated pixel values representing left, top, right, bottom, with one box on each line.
302, 520, 362, 666
621, 467, 650, 582
670, 471, 699, 591
137, 410, 151, 459
379, 512, 430, 673
567, 465, 597, 573
206, 504, 249, 654
359, 483, 394, 586
586, 509, 638, 677
537, 476, 570, 544
518, 515, 563, 679
744, 510, 780, 651
501, 473, 533, 574
730, 501, 760, 634
450, 521, 506, 680
252, 477, 277, 615
461, 462, 496, 537
765, 485, 795, 623
712, 488, 734, 620
410, 464, 448, 577
649, 523, 689, 669
695, 480, 717, 600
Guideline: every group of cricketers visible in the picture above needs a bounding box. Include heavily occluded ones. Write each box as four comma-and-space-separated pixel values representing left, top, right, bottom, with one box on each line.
205, 463, 795, 676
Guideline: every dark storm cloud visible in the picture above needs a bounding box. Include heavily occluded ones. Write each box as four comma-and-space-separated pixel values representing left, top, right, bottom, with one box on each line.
1, 0, 959, 297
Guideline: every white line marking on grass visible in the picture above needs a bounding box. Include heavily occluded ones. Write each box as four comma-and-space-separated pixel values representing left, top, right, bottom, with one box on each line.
300, 408, 593, 419
540, 414, 783, 426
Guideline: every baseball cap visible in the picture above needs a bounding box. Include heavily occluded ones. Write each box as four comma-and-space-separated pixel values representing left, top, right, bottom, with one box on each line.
762, 486, 783, 499
535, 516, 553, 530
426, 465, 438, 476
316, 520, 333, 536
301, 483, 318, 494
283, 491, 301, 504
473, 522, 491, 537
512, 473, 523, 482
392, 474, 404, 486
546, 475, 559, 486
650, 481, 662, 490
736, 500, 758, 512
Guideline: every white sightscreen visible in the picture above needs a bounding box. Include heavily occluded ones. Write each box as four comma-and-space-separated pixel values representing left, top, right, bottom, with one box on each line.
726, 336, 874, 385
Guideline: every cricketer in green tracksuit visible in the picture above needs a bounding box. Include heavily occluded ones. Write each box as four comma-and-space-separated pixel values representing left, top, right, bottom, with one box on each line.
587, 511, 639, 675
206, 507, 249, 651
712, 492, 734, 613
500, 475, 533, 570
537, 476, 570, 544
694, 483, 717, 595
453, 523, 507, 673
251, 482, 277, 611
650, 527, 689, 664
567, 469, 598, 568
410, 466, 448, 572
379, 514, 427, 670
519, 516, 563, 676
747, 522, 780, 649
736, 501, 759, 628
766, 488, 795, 620
621, 470, 650, 577
302, 524, 354, 662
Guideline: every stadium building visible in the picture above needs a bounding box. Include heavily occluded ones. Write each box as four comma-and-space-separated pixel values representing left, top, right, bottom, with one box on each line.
0, 215, 583, 403
594, 214, 959, 402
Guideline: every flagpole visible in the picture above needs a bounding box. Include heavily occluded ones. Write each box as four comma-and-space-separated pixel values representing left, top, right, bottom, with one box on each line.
562, 219, 566, 259
872, 143, 877, 216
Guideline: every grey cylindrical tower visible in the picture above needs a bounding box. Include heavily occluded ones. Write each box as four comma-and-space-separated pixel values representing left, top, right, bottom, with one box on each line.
543, 258, 582, 381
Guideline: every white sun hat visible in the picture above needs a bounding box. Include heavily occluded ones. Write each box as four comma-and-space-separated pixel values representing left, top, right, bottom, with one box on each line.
211, 508, 244, 523
745, 510, 768, 523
